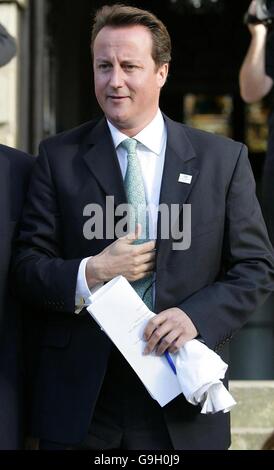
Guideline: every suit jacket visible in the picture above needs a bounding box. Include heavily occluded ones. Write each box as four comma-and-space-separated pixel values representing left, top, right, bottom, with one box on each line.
13, 115, 274, 450
0, 145, 34, 449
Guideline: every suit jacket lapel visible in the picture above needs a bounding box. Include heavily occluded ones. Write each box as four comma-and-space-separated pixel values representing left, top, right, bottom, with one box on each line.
155, 115, 199, 275
159, 117, 198, 202
81, 118, 127, 207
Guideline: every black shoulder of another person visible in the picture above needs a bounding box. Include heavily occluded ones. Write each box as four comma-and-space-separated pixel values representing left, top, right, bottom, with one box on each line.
0, 144, 34, 171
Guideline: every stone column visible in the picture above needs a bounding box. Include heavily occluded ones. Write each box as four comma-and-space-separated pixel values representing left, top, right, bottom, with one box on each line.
0, 0, 23, 146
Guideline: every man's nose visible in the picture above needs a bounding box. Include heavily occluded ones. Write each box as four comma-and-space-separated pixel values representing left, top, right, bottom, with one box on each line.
109, 66, 124, 88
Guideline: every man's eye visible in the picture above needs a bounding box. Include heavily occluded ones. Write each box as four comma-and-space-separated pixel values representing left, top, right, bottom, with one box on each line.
98, 64, 111, 70
124, 65, 136, 70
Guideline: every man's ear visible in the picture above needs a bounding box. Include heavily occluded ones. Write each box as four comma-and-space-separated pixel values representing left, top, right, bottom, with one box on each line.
157, 63, 169, 88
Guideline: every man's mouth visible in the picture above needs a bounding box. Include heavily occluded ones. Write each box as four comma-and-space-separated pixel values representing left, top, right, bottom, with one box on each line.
108, 96, 129, 100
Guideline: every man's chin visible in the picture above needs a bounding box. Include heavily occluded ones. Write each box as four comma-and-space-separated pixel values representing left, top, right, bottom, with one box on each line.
107, 114, 131, 130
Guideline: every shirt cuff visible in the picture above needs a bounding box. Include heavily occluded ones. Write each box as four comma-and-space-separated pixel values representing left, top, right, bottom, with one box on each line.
75, 257, 103, 313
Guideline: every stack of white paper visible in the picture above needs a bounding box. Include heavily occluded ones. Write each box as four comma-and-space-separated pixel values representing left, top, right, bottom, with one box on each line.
87, 276, 182, 407
87, 276, 236, 414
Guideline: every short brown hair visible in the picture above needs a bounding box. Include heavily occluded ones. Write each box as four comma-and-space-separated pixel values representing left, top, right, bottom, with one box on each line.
91, 4, 171, 68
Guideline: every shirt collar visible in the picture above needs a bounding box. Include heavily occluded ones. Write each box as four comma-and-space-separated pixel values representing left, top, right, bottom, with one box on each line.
107, 109, 165, 156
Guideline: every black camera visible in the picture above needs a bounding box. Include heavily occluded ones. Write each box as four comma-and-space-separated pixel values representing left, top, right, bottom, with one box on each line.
244, 0, 274, 26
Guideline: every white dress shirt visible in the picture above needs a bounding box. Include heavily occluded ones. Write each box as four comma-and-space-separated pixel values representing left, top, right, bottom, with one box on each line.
75, 109, 167, 310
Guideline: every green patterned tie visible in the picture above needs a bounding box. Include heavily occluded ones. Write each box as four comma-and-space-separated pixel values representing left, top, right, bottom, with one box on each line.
121, 138, 154, 310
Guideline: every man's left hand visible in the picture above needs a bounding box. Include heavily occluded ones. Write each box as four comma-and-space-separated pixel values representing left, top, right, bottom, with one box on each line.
143, 308, 198, 355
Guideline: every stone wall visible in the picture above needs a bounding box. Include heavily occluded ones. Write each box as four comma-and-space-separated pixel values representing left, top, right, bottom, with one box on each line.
230, 381, 274, 450
0, 0, 26, 146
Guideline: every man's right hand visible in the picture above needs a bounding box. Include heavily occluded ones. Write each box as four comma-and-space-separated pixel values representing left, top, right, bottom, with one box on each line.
85, 225, 156, 288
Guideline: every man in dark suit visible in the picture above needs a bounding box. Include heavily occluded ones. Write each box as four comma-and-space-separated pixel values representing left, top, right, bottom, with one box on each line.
13, 4, 274, 450
0, 145, 33, 449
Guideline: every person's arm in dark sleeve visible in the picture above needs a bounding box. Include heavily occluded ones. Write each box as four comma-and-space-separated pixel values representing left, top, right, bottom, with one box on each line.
12, 143, 82, 315
179, 144, 274, 351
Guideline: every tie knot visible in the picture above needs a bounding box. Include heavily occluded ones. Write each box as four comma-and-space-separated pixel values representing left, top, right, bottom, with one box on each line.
121, 138, 138, 155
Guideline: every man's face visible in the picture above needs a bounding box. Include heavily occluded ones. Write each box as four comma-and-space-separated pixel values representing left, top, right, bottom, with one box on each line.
93, 25, 169, 136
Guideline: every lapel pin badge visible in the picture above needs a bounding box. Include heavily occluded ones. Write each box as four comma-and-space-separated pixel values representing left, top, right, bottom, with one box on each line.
178, 173, 192, 184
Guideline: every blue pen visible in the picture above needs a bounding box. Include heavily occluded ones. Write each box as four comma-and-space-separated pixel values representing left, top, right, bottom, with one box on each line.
164, 351, 177, 375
